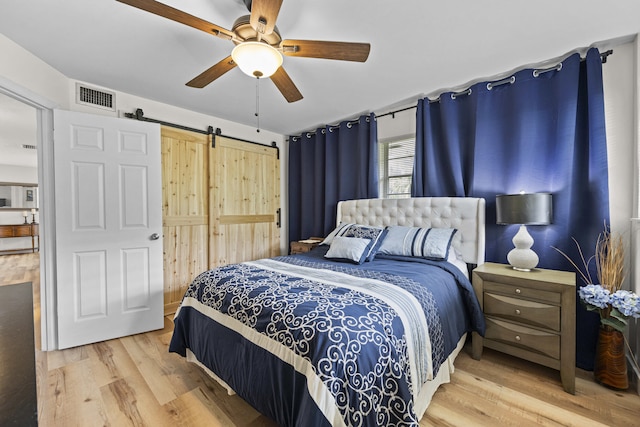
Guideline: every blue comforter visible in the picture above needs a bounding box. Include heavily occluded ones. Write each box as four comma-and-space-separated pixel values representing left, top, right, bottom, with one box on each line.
169, 246, 484, 427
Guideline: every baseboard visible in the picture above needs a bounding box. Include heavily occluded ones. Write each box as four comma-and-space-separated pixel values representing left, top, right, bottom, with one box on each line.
628, 353, 640, 396
164, 302, 180, 317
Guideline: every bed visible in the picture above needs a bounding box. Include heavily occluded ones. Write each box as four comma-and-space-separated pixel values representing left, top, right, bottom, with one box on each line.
169, 197, 486, 427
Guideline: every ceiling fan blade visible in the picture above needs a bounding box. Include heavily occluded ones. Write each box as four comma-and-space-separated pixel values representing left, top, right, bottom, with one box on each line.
116, 0, 235, 41
270, 67, 303, 103
186, 56, 237, 88
250, 0, 283, 36
280, 39, 371, 62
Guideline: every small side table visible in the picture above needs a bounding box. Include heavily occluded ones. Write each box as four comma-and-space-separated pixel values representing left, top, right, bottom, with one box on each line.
471, 262, 576, 394
290, 237, 323, 254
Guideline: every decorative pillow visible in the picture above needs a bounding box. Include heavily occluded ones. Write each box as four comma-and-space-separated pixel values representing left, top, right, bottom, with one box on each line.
324, 236, 373, 264
378, 226, 457, 260
320, 222, 354, 246
341, 225, 388, 261
322, 223, 387, 261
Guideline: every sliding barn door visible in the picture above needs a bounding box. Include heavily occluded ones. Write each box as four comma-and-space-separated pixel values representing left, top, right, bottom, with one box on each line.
161, 127, 210, 314
210, 136, 280, 267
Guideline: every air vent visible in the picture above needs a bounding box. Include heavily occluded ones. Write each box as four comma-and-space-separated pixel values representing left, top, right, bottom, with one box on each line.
76, 83, 116, 111
22, 144, 37, 150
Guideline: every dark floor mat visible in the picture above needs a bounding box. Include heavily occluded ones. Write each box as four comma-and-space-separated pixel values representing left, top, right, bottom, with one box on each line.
0, 282, 38, 426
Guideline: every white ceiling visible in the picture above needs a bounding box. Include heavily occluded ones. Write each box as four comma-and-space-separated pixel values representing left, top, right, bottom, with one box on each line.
1, 0, 639, 142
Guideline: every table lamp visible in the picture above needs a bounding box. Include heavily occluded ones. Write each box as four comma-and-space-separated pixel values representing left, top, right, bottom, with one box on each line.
496, 192, 552, 271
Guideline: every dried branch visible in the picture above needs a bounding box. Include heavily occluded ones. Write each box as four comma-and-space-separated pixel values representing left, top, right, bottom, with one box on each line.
552, 236, 594, 285
552, 223, 625, 290
596, 225, 625, 293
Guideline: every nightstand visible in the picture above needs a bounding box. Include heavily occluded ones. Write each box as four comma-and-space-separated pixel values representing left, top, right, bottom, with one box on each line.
290, 237, 323, 254
471, 262, 576, 394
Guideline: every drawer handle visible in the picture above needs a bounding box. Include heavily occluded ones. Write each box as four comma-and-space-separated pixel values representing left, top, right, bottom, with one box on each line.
515, 288, 522, 294
515, 335, 521, 341
515, 309, 521, 315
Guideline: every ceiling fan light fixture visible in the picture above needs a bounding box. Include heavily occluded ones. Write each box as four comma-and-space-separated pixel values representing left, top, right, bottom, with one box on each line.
232, 41, 283, 78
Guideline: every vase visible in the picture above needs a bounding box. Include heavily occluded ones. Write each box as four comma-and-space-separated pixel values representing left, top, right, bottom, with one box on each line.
594, 327, 628, 390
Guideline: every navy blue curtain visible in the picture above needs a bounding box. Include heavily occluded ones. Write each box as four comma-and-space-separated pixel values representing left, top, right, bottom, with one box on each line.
412, 48, 609, 370
288, 113, 378, 242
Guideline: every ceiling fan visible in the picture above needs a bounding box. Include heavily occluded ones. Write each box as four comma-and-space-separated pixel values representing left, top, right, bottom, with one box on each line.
116, 0, 371, 103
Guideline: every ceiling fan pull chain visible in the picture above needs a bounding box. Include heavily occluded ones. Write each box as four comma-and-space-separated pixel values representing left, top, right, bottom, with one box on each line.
256, 76, 261, 133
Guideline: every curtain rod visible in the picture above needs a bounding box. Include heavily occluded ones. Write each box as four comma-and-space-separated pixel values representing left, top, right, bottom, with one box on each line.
373, 49, 613, 120
290, 115, 372, 141
291, 49, 613, 140
376, 105, 416, 120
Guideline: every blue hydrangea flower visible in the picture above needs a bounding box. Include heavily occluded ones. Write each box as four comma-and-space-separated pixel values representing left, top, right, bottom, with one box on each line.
578, 284, 610, 309
610, 290, 640, 319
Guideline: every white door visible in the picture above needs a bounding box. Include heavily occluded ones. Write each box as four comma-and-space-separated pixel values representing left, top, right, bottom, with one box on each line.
53, 109, 164, 349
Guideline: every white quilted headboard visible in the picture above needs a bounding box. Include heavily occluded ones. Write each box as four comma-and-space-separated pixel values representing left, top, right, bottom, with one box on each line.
336, 197, 486, 265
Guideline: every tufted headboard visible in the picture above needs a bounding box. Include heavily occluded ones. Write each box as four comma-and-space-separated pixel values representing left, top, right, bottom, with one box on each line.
336, 197, 486, 265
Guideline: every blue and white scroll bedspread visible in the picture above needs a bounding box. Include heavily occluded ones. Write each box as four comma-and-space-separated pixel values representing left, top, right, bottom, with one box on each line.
169, 250, 484, 427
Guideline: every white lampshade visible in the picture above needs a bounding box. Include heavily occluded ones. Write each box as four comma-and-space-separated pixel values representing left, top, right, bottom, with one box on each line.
231, 42, 283, 78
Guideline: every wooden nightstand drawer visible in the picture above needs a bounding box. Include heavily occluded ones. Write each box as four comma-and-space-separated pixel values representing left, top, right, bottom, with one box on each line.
484, 292, 560, 331
485, 318, 560, 359
485, 281, 561, 304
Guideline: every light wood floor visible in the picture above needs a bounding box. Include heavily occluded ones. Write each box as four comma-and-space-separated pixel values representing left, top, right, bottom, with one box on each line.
2, 252, 640, 426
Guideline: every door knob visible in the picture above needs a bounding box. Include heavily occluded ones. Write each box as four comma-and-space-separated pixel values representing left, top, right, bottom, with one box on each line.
150, 233, 160, 240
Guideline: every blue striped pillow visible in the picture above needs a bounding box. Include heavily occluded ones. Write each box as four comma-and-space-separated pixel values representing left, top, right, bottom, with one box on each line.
378, 226, 457, 260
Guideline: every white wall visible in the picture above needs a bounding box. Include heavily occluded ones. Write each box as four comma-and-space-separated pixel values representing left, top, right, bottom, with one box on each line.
377, 106, 416, 141
0, 164, 38, 183
631, 36, 640, 395
69, 80, 284, 151
0, 35, 68, 108
603, 40, 635, 247
602, 38, 639, 393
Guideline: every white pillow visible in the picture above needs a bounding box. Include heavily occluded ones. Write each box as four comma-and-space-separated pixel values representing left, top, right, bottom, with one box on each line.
324, 236, 372, 264
340, 224, 388, 261
447, 248, 469, 278
321, 223, 387, 261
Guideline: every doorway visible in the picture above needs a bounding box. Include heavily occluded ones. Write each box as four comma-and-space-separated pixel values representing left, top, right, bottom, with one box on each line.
0, 92, 39, 253
0, 81, 56, 351
0, 92, 40, 425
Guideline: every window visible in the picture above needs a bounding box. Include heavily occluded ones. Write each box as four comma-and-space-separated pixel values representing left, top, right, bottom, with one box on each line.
378, 136, 415, 198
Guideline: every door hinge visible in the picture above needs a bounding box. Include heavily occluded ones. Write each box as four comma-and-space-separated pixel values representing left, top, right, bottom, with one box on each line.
276, 208, 281, 228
